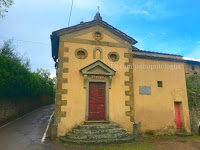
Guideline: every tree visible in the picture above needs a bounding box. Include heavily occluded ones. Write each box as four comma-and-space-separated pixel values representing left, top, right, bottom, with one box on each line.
0, 39, 30, 69
0, 39, 20, 62
51, 76, 57, 85
0, 0, 14, 17
36, 68, 56, 86
0, 53, 56, 98
23, 58, 31, 71
36, 68, 51, 82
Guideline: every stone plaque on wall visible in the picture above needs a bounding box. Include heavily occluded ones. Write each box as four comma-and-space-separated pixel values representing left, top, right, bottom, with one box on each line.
139, 86, 151, 95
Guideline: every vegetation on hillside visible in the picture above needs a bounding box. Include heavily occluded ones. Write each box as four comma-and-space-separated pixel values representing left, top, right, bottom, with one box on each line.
186, 75, 200, 107
186, 74, 200, 133
0, 40, 55, 98
0, 39, 55, 124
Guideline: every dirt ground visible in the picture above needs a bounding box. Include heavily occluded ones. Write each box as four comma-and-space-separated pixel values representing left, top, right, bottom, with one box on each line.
52, 135, 200, 150
153, 137, 200, 150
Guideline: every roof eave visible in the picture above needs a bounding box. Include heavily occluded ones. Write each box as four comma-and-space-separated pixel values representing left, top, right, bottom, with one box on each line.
51, 33, 59, 62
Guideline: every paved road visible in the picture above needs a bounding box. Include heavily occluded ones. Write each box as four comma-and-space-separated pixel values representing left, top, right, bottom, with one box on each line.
0, 104, 59, 150
1, 105, 199, 150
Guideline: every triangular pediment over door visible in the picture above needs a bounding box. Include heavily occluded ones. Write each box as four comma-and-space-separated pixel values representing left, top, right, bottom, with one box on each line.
80, 60, 116, 76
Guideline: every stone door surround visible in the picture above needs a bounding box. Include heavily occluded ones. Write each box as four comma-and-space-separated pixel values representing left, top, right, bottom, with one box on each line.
80, 60, 116, 121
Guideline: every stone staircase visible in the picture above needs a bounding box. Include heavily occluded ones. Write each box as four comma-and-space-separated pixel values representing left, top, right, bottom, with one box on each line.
60, 123, 134, 145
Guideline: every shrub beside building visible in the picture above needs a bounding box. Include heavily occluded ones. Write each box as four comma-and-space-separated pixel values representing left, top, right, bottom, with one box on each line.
0, 54, 55, 125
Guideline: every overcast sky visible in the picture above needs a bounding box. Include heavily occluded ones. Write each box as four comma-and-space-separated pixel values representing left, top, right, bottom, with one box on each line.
0, 0, 200, 77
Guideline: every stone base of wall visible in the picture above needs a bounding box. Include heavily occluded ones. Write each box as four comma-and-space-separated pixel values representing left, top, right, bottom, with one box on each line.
0, 96, 54, 125
140, 126, 177, 136
50, 117, 58, 140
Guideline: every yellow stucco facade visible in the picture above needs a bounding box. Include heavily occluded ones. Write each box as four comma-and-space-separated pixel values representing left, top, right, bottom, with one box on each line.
56, 26, 133, 136
51, 15, 191, 137
133, 59, 190, 134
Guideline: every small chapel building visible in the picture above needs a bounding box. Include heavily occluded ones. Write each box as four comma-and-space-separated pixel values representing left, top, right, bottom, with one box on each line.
51, 13, 191, 141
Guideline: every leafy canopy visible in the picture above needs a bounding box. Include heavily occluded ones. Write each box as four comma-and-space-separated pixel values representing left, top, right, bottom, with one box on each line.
0, 53, 55, 98
0, 39, 30, 70
0, 39, 56, 98
0, 0, 14, 17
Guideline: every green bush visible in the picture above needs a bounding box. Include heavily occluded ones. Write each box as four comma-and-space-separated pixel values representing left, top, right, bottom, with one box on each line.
186, 75, 200, 90
0, 44, 55, 124
0, 54, 55, 98
186, 75, 200, 107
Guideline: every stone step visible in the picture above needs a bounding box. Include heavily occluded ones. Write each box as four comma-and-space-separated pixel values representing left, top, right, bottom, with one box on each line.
84, 121, 110, 125
78, 124, 119, 130
60, 123, 134, 145
60, 135, 134, 145
72, 127, 124, 135
66, 131, 130, 140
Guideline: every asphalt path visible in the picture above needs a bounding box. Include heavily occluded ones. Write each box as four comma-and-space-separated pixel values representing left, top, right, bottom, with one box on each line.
0, 104, 59, 150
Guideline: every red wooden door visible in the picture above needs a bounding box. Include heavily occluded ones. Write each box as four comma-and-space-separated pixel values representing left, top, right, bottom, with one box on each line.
174, 103, 182, 129
88, 82, 105, 121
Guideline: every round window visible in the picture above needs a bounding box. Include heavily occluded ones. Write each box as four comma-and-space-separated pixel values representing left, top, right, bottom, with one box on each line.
108, 52, 119, 62
93, 31, 103, 41
75, 49, 88, 59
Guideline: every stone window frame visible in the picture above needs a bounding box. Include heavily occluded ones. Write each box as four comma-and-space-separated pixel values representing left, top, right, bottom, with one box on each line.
75, 48, 88, 59
93, 47, 103, 59
93, 31, 104, 41
108, 51, 120, 62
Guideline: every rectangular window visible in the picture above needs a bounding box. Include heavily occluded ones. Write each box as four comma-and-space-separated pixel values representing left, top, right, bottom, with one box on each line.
192, 66, 195, 70
157, 81, 163, 87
